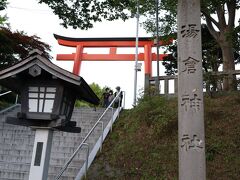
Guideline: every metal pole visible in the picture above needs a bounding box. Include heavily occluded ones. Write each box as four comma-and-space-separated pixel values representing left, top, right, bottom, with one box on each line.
83, 143, 89, 179
15, 94, 18, 104
110, 107, 114, 132
155, 0, 160, 94
133, 0, 139, 106
98, 121, 104, 152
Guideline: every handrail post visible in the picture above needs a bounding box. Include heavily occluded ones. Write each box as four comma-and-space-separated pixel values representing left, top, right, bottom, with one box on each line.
15, 94, 18, 104
82, 143, 89, 178
109, 107, 114, 132
98, 121, 104, 152
118, 100, 120, 118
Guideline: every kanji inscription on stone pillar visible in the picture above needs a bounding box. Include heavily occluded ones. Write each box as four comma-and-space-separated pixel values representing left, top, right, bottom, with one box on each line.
177, 0, 206, 180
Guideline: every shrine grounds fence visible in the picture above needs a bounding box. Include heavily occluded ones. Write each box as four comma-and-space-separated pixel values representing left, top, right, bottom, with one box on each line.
150, 70, 240, 96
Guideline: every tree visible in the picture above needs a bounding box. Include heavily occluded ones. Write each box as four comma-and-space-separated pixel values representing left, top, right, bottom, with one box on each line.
0, 27, 51, 70
163, 25, 222, 92
38, 0, 133, 29
90, 82, 104, 99
0, 1, 51, 70
201, 0, 240, 90
0, 0, 7, 25
0, 0, 7, 11
39, 0, 240, 91
163, 24, 222, 75
75, 83, 107, 107
141, 0, 240, 91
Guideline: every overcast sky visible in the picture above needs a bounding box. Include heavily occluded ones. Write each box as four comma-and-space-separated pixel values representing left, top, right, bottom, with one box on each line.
4, 0, 168, 108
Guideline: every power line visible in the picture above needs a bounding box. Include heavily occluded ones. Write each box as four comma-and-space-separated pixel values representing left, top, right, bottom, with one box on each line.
8, 5, 51, 14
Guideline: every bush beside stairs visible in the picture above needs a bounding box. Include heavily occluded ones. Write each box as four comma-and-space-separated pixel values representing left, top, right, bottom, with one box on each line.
0, 105, 121, 180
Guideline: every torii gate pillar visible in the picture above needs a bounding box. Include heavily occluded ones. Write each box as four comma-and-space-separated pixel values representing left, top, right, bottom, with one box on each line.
73, 45, 83, 75
144, 44, 152, 90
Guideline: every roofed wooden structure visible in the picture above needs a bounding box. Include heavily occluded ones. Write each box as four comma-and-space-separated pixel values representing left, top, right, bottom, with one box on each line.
0, 49, 99, 105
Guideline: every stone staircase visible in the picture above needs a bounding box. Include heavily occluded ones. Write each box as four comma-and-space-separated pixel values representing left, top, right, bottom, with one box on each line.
0, 105, 118, 180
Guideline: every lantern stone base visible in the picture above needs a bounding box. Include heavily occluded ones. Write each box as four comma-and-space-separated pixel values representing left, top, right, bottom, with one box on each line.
29, 129, 53, 180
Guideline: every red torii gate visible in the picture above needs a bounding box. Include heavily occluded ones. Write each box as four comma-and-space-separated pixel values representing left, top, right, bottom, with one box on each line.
54, 34, 172, 88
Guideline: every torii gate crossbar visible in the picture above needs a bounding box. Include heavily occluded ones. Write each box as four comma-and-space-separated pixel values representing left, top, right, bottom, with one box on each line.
54, 34, 173, 88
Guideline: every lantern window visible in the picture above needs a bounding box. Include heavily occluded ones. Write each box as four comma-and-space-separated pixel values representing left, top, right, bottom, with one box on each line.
28, 86, 56, 113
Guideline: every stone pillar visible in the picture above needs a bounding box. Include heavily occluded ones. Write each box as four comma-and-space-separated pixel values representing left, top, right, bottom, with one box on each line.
177, 0, 206, 180
174, 77, 178, 95
29, 129, 53, 180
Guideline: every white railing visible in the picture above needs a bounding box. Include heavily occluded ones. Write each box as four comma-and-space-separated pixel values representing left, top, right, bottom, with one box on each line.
55, 91, 125, 180
150, 70, 240, 95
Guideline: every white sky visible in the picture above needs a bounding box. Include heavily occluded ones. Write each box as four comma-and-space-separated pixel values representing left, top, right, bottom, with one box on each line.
3, 0, 168, 108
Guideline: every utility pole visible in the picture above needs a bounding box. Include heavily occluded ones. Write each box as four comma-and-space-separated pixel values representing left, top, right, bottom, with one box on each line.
133, 0, 139, 106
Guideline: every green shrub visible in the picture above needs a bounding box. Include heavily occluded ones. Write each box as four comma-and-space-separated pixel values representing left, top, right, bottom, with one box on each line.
130, 95, 178, 137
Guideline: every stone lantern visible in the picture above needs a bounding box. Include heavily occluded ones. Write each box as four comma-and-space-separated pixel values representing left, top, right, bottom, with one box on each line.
0, 49, 99, 132
0, 49, 100, 180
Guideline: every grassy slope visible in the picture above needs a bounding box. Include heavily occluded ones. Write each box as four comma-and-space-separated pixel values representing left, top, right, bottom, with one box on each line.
85, 93, 240, 180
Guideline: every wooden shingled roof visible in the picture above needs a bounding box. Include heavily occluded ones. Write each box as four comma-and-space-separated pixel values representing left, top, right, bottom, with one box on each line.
0, 49, 100, 105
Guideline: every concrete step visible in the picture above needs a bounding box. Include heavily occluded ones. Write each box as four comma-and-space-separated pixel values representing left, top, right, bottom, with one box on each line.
51, 137, 97, 149
0, 154, 31, 163
51, 143, 95, 159
0, 138, 34, 146
0, 143, 33, 152
48, 165, 82, 176
0, 106, 115, 180
48, 174, 75, 180
0, 148, 33, 156
0, 162, 30, 172
50, 158, 84, 167
0, 171, 29, 180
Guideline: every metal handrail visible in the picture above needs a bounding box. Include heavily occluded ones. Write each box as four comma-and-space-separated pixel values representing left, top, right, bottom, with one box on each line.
0, 91, 19, 114
55, 91, 125, 180
0, 91, 12, 97
0, 103, 20, 114
0, 91, 19, 104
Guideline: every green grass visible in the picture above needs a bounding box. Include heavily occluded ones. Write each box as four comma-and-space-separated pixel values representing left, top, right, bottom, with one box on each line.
85, 92, 240, 180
